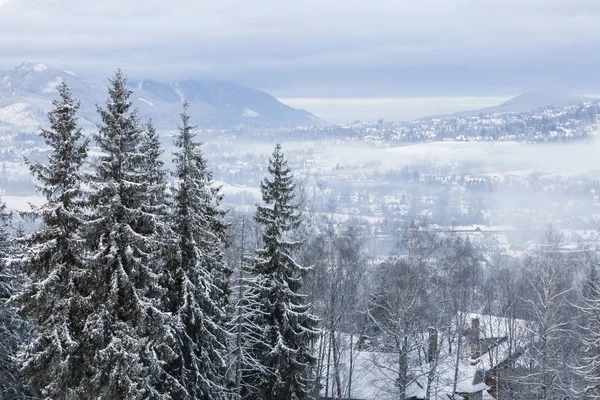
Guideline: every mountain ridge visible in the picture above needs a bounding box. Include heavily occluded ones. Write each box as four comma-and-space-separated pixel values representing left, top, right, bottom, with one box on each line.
0, 63, 324, 129
420, 90, 596, 120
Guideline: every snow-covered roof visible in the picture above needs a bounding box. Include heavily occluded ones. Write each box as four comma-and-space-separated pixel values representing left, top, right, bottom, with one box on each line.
449, 225, 517, 233
464, 313, 528, 340
317, 313, 528, 400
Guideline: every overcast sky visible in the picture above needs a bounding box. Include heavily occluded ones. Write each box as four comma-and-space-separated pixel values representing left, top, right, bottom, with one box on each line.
1, 0, 600, 121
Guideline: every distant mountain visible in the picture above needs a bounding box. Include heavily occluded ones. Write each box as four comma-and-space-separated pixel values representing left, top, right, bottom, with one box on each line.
422, 90, 596, 120
130, 78, 324, 128
0, 63, 99, 128
0, 62, 324, 129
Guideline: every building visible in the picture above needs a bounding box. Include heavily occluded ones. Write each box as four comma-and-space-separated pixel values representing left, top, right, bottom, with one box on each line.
317, 313, 527, 400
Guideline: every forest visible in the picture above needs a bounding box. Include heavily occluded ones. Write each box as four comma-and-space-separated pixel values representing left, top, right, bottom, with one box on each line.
1, 71, 600, 400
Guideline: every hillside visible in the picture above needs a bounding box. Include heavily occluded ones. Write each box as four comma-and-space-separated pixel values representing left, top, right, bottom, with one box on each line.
0, 63, 324, 129
423, 90, 596, 120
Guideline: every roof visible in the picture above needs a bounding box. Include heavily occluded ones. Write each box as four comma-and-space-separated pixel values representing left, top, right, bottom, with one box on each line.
317, 313, 528, 400
441, 225, 517, 233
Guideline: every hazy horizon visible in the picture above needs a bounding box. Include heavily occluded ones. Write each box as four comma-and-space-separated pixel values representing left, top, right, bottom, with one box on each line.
278, 95, 515, 123
3, 60, 600, 123
3, 0, 600, 101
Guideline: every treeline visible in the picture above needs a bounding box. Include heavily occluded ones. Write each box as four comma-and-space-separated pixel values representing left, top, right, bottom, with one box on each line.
0, 72, 316, 399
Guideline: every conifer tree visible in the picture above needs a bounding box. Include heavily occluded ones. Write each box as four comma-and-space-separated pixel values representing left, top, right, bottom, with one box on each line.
83, 70, 170, 399
14, 221, 25, 239
166, 102, 230, 399
140, 120, 168, 210
16, 82, 89, 398
138, 119, 182, 397
246, 144, 318, 400
138, 118, 171, 304
0, 201, 28, 399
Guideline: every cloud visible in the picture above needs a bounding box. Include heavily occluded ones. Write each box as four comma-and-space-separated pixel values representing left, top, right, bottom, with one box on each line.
1, 0, 600, 97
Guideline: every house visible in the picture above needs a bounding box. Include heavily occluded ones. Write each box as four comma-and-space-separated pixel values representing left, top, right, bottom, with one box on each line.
535, 243, 596, 263
317, 314, 527, 400
432, 225, 518, 253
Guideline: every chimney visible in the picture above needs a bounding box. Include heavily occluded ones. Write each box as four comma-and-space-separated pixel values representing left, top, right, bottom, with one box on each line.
471, 318, 480, 338
471, 318, 480, 359
428, 327, 438, 363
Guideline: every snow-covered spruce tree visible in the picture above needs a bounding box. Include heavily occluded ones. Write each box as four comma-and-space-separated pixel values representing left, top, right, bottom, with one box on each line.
166, 102, 230, 399
15, 82, 89, 399
246, 144, 319, 400
140, 120, 168, 211
83, 71, 172, 399
138, 118, 172, 307
0, 202, 28, 399
138, 119, 186, 397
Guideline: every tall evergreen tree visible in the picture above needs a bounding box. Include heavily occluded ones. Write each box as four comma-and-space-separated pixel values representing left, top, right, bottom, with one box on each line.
166, 102, 230, 399
246, 144, 318, 400
0, 202, 28, 399
140, 120, 168, 211
83, 71, 170, 399
15, 82, 89, 399
138, 119, 182, 397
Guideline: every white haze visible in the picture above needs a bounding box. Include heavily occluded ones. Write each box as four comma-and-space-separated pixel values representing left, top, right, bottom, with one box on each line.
204, 132, 600, 178
245, 134, 600, 177
279, 96, 514, 123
